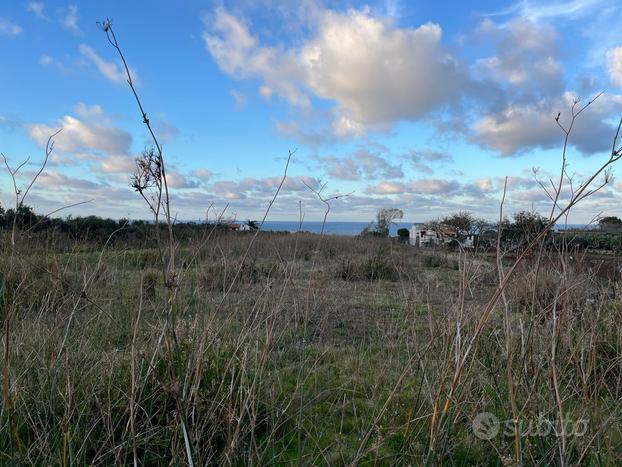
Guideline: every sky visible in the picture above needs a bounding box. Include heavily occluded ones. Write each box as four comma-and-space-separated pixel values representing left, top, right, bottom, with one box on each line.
1, 0, 622, 223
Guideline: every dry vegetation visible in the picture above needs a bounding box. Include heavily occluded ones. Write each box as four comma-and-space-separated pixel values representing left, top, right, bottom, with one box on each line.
1, 230, 622, 465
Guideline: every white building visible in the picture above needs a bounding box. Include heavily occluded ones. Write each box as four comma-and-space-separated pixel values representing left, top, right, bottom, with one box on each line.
409, 224, 475, 248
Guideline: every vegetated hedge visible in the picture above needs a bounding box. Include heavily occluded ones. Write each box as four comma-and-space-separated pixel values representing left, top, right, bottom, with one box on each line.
553, 231, 622, 252
0, 204, 269, 248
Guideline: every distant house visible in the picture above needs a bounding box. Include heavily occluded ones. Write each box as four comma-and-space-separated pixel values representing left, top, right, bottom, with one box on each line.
409, 224, 475, 248
227, 223, 251, 232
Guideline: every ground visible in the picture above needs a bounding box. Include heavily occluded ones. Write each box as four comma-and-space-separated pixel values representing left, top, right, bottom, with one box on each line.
0, 230, 621, 465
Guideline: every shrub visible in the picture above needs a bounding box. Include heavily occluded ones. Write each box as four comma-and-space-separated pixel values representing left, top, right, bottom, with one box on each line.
360, 253, 398, 281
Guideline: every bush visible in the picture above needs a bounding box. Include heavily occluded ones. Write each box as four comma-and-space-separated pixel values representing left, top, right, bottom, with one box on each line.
360, 253, 399, 281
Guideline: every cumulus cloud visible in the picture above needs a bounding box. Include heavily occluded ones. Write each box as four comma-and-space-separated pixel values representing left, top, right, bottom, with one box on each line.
200, 5, 622, 159
299, 11, 465, 129
27, 107, 132, 156
167, 172, 200, 189
0, 18, 22, 37
318, 147, 403, 181
208, 175, 320, 200
474, 19, 562, 98
607, 46, 622, 87
473, 92, 622, 155
202, 8, 308, 106
79, 44, 138, 84
36, 171, 102, 191
99, 155, 135, 173
474, 177, 495, 192
190, 168, 213, 181
412, 178, 461, 194
409, 149, 452, 173
73, 102, 105, 120
203, 7, 466, 136
366, 181, 408, 195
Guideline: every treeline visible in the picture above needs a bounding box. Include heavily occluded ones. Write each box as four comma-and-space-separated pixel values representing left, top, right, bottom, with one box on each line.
0, 204, 255, 246
554, 231, 622, 252
401, 209, 622, 253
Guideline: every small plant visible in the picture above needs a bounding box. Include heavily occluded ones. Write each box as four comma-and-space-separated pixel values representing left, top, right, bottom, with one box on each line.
142, 268, 160, 300
361, 251, 398, 281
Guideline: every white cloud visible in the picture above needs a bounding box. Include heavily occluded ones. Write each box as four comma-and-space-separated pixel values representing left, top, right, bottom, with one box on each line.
27, 2, 48, 20
318, 147, 403, 181
299, 11, 464, 128
207, 175, 320, 200
412, 178, 461, 194
0, 18, 22, 37
318, 156, 360, 181
203, 7, 466, 135
27, 107, 132, 156
366, 181, 407, 195
474, 178, 495, 192
258, 85, 273, 100
472, 92, 622, 155
500, 0, 606, 23
474, 19, 562, 97
79, 44, 138, 85
202, 8, 308, 107
412, 149, 452, 162
167, 172, 200, 189
39, 55, 54, 66
73, 102, 105, 120
409, 149, 452, 173
607, 46, 622, 87
99, 155, 135, 174
230, 89, 247, 108
190, 168, 213, 181
61, 4, 79, 32
36, 171, 101, 191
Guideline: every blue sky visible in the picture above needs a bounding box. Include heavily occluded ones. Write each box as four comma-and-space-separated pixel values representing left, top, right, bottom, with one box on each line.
1, 0, 622, 223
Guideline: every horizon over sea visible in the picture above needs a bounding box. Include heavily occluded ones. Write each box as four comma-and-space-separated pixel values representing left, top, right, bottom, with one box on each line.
259, 221, 412, 236
255, 221, 592, 236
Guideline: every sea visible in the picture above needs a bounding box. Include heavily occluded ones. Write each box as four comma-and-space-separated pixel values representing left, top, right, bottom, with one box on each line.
260, 221, 412, 236
257, 221, 593, 236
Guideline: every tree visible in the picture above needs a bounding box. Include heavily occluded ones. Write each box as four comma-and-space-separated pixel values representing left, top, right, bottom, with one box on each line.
4, 204, 37, 230
424, 211, 489, 245
246, 219, 259, 231
599, 216, 622, 232
436, 211, 488, 238
397, 227, 410, 243
502, 211, 549, 248
360, 208, 403, 237
376, 208, 403, 236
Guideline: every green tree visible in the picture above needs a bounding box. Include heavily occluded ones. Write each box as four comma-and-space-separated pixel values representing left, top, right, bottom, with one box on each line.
246, 220, 260, 231
502, 211, 549, 247
599, 216, 622, 232
397, 227, 409, 243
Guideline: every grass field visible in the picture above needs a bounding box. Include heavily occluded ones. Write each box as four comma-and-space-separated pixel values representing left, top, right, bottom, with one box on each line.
1, 229, 621, 465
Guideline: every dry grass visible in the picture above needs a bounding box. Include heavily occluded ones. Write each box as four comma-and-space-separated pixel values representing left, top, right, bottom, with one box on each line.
0, 230, 621, 465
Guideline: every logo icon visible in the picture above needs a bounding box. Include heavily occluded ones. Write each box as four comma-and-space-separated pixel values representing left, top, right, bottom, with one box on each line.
472, 412, 500, 440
